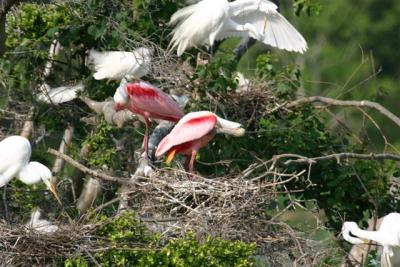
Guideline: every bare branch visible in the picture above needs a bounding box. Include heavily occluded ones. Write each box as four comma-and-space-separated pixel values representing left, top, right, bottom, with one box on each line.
52, 125, 74, 176
281, 152, 400, 165
79, 96, 138, 127
284, 96, 400, 128
47, 148, 126, 184
77, 178, 102, 213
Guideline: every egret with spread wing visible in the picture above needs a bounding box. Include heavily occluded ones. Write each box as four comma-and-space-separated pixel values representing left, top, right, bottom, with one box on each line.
114, 81, 184, 155
88, 47, 152, 81
342, 213, 400, 267
169, 0, 307, 56
155, 111, 245, 174
0, 136, 61, 204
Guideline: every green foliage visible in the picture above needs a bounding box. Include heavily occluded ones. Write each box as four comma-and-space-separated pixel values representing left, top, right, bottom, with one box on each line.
293, 0, 322, 16
65, 211, 255, 267
193, 53, 239, 95
83, 121, 119, 168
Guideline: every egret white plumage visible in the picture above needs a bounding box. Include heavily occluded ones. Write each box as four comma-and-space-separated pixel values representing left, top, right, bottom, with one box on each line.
342, 213, 400, 267
37, 82, 84, 104
88, 47, 152, 81
25, 209, 59, 234
169, 0, 307, 56
0, 136, 61, 204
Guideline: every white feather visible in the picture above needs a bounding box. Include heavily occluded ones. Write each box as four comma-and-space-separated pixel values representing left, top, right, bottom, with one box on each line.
342, 213, 400, 267
88, 47, 152, 81
26, 209, 59, 234
169, 0, 307, 55
37, 82, 84, 104
0, 136, 53, 187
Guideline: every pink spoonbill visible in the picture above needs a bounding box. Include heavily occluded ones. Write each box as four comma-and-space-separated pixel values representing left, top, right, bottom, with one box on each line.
155, 111, 245, 173
114, 81, 184, 155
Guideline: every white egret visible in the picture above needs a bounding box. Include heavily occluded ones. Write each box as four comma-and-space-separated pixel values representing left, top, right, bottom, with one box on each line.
169, 0, 307, 56
0, 135, 61, 204
88, 47, 152, 81
25, 209, 59, 234
36, 82, 84, 104
342, 213, 400, 267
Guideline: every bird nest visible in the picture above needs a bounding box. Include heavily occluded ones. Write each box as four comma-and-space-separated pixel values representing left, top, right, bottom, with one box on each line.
121, 166, 320, 264
0, 220, 96, 266
0, 163, 317, 266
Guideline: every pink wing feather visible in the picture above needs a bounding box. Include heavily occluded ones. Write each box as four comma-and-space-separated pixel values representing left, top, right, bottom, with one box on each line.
127, 81, 183, 121
156, 111, 217, 157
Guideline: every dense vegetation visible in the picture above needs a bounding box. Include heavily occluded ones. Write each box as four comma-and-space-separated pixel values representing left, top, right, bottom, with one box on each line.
0, 0, 399, 266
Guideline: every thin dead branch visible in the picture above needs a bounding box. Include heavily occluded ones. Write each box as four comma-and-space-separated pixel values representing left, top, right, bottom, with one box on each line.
284, 96, 400, 128
47, 148, 126, 184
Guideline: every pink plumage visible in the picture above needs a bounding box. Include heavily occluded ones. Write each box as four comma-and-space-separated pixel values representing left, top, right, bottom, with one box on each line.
156, 111, 218, 174
114, 81, 184, 155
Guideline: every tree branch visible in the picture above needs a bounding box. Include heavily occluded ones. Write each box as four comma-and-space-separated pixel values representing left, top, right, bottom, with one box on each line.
284, 96, 400, 128
52, 125, 74, 176
47, 148, 126, 184
274, 152, 400, 166
79, 96, 138, 127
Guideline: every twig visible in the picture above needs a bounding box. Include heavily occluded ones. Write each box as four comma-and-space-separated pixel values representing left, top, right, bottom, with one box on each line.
284, 96, 400, 128
79, 96, 139, 127
52, 125, 74, 176
282, 152, 400, 165
47, 148, 126, 184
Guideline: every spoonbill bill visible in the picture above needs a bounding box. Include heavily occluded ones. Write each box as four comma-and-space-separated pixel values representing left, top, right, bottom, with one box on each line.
155, 111, 245, 173
88, 47, 152, 81
342, 213, 400, 267
0, 135, 61, 204
114, 81, 184, 155
169, 0, 307, 56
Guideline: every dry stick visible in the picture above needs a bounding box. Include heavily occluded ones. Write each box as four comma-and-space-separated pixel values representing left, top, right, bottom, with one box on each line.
79, 96, 138, 127
47, 148, 125, 184
285, 96, 400, 128
70, 143, 91, 201
77, 178, 102, 213
52, 125, 74, 176
283, 152, 400, 165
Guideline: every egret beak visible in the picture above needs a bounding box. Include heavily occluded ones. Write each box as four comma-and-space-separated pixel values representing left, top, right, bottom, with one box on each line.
362, 238, 370, 244
45, 180, 62, 205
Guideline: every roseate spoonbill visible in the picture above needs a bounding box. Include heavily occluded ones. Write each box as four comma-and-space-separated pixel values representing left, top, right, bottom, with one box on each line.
36, 82, 84, 104
155, 111, 245, 173
113, 81, 184, 155
342, 213, 400, 267
169, 0, 307, 56
25, 209, 59, 234
0, 136, 61, 204
88, 47, 152, 81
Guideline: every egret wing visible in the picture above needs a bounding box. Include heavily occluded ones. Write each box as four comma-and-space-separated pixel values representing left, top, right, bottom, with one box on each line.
0, 136, 31, 185
156, 111, 217, 157
224, 0, 307, 53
